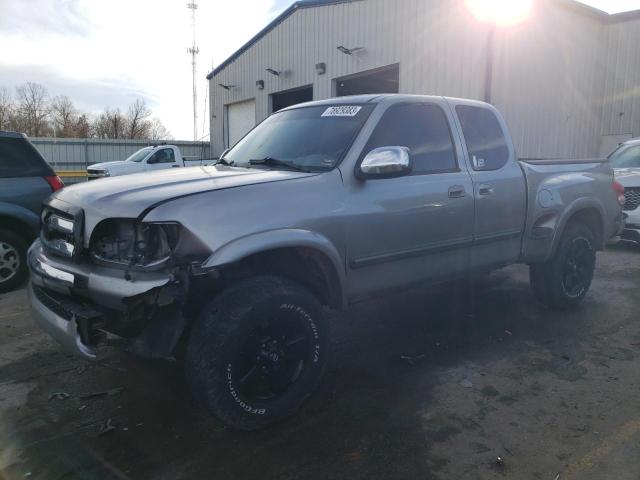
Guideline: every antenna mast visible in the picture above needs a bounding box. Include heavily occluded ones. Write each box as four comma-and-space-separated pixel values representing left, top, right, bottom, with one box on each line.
187, 1, 199, 141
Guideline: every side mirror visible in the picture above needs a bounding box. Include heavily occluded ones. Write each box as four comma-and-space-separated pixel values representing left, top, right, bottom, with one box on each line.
146, 155, 157, 164
358, 146, 411, 179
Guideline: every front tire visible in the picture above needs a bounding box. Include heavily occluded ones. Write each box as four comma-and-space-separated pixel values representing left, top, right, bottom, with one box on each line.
185, 275, 329, 430
0, 229, 29, 294
530, 222, 596, 309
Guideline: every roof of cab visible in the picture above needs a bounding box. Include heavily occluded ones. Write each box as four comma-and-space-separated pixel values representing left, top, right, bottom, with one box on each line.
278, 93, 492, 112
279, 94, 389, 110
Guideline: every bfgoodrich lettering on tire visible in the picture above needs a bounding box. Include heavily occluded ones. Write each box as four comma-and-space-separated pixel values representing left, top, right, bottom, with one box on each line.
185, 275, 329, 430
529, 222, 596, 310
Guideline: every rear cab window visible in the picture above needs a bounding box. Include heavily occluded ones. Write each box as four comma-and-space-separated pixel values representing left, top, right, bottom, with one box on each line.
0, 136, 53, 178
362, 103, 458, 175
455, 105, 510, 171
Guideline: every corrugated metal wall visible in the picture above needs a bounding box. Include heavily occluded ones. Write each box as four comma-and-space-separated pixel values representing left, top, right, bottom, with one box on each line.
210, 0, 640, 159
30, 138, 211, 183
210, 0, 489, 154
491, 1, 606, 159
601, 17, 640, 143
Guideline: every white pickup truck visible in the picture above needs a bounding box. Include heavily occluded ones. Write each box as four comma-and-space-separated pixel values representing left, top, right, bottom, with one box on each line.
86, 145, 216, 180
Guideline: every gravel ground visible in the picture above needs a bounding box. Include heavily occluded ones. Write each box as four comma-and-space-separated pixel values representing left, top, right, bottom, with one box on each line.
0, 243, 639, 480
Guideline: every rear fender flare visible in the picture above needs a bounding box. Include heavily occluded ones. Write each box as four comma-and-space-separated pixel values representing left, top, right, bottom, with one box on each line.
549, 197, 606, 257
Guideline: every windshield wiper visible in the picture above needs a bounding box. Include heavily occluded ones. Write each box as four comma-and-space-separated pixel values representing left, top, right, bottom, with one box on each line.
249, 157, 309, 172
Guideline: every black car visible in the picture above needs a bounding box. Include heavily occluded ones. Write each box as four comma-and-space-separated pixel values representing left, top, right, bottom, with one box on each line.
0, 131, 64, 292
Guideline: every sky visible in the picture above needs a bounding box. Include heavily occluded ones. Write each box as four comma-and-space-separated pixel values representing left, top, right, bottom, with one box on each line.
0, 0, 638, 141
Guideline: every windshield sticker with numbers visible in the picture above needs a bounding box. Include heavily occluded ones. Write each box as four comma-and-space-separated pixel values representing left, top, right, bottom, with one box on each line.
321, 106, 362, 117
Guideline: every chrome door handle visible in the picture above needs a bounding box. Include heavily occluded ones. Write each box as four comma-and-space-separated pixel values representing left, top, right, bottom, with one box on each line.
478, 185, 494, 196
448, 185, 466, 198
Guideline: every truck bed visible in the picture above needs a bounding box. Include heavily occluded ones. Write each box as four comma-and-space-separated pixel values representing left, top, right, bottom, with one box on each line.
518, 158, 617, 264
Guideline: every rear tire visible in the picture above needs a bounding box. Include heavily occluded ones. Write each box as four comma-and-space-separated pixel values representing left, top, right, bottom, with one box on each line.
185, 275, 329, 430
529, 222, 596, 310
0, 229, 29, 294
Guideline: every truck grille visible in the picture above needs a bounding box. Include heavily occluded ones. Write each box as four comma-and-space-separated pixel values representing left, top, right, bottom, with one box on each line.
41, 207, 83, 260
624, 187, 640, 211
87, 169, 108, 181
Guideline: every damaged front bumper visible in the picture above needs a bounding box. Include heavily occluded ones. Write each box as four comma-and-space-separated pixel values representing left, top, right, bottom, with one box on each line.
29, 281, 100, 359
28, 240, 174, 360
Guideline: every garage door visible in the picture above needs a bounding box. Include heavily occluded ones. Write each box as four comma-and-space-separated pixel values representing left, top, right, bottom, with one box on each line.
227, 99, 256, 147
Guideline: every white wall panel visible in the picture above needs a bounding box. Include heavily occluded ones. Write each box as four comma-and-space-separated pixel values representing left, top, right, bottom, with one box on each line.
600, 17, 640, 144
209, 0, 639, 159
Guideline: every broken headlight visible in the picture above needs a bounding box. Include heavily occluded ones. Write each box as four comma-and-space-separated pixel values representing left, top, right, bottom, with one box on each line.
90, 219, 181, 270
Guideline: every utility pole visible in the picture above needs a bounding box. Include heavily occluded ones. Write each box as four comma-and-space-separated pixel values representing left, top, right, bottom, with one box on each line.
483, 26, 495, 104
187, 2, 199, 141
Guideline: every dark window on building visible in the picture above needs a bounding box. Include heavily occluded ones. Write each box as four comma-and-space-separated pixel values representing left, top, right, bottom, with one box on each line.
362, 103, 457, 175
0, 137, 53, 178
271, 86, 313, 113
336, 65, 399, 97
456, 105, 509, 171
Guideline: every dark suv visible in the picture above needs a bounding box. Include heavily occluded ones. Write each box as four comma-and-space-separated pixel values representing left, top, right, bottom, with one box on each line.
0, 131, 64, 292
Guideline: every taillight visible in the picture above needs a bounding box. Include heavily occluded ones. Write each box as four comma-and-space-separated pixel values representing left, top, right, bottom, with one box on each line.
613, 181, 625, 207
44, 175, 65, 192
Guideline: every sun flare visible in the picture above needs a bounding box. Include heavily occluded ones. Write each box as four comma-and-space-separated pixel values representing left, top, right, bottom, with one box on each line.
465, 0, 533, 26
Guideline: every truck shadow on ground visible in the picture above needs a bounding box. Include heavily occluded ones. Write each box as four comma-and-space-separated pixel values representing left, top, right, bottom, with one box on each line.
1, 267, 604, 479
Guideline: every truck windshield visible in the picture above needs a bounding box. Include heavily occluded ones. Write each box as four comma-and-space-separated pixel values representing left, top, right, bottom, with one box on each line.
225, 104, 374, 171
609, 144, 640, 169
126, 147, 153, 163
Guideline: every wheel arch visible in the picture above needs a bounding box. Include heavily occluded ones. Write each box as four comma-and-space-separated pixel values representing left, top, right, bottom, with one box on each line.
202, 229, 346, 309
551, 200, 605, 256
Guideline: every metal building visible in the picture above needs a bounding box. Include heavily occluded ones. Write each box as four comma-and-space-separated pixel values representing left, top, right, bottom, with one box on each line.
207, 0, 640, 159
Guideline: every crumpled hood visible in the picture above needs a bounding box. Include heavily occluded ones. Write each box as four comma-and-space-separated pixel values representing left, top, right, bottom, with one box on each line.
49, 165, 316, 234
614, 168, 640, 188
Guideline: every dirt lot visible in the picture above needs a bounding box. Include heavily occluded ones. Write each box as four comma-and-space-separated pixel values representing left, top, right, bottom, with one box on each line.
1, 243, 639, 480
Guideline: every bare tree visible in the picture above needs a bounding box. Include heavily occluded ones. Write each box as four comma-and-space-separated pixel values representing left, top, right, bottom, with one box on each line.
15, 82, 50, 137
148, 118, 172, 140
51, 95, 78, 137
74, 113, 92, 138
94, 107, 126, 139
2, 82, 171, 141
125, 98, 151, 139
0, 87, 14, 130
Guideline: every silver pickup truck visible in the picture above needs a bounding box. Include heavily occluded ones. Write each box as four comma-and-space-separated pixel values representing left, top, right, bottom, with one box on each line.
27, 95, 625, 430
